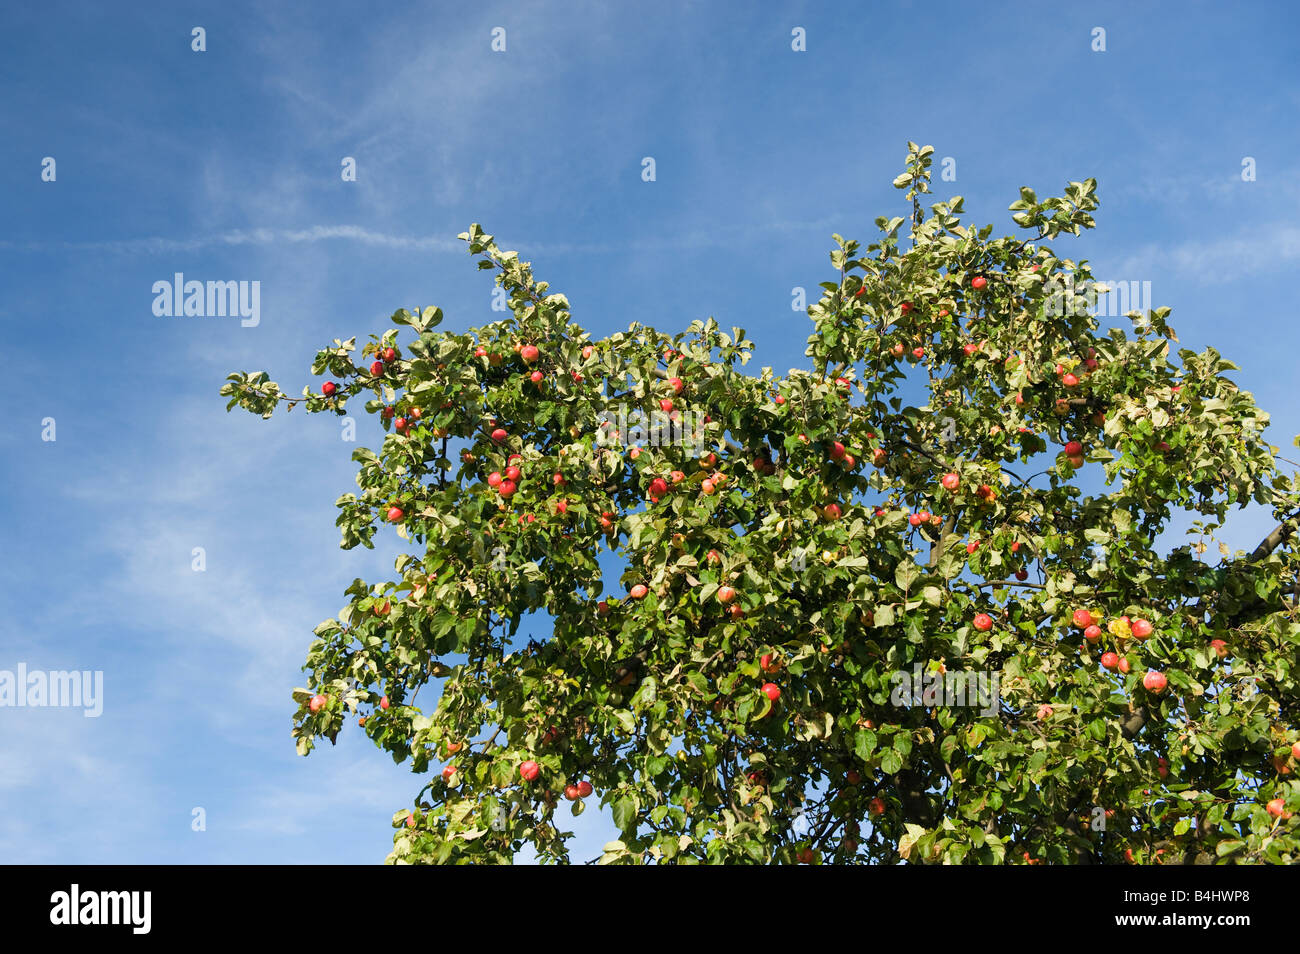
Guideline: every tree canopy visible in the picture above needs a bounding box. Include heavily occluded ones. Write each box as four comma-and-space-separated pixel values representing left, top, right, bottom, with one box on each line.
222, 143, 1300, 864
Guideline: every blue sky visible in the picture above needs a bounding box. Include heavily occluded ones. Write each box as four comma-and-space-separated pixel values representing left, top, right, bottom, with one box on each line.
1, 0, 1297, 863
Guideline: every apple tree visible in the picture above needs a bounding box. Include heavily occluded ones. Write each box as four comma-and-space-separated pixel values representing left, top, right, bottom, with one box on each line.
222, 143, 1300, 864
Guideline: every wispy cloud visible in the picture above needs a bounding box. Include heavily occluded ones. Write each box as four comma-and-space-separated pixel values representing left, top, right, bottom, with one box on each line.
1111, 223, 1300, 284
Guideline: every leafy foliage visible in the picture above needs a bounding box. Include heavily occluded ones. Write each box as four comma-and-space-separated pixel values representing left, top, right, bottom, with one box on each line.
223, 143, 1300, 865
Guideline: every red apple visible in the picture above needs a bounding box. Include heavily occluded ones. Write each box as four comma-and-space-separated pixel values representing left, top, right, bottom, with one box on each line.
491, 427, 508, 442
846, 769, 861, 785
1210, 639, 1229, 658
869, 796, 886, 816
1118, 656, 1131, 674
1131, 618, 1153, 639
519, 760, 540, 781
442, 765, 457, 781
1062, 373, 1079, 388
370, 360, 385, 376
668, 377, 684, 394
498, 479, 516, 497
487, 472, 503, 488
830, 441, 846, 461
578, 781, 593, 797
941, 472, 960, 491
530, 370, 544, 383
761, 682, 781, 702
1143, 671, 1167, 693
1101, 652, 1119, 670
382, 347, 397, 362
520, 345, 539, 363
973, 613, 993, 632
386, 506, 404, 523
564, 784, 581, 801
321, 381, 337, 396
1072, 609, 1093, 628
717, 585, 736, 604
380, 695, 390, 710
823, 503, 842, 520
1084, 624, 1101, 643
309, 693, 327, 712
505, 465, 522, 482
659, 398, 674, 413
630, 584, 648, 599
1266, 798, 1288, 819
970, 276, 987, 290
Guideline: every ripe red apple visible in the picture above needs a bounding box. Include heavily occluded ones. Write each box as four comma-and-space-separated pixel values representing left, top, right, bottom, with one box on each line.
474, 346, 487, 357
321, 381, 337, 396
973, 613, 993, 632
761, 682, 781, 702
519, 760, 540, 781
487, 472, 503, 488
498, 479, 516, 497
564, 784, 581, 801
577, 781, 594, 797
491, 427, 508, 442
869, 796, 886, 817
1072, 609, 1093, 628
1101, 652, 1119, 670
1015, 568, 1028, 581
1037, 704, 1054, 720
966, 540, 979, 554
386, 506, 404, 523
1210, 639, 1229, 658
908, 513, 922, 527
442, 765, 457, 781
370, 360, 385, 376
668, 377, 684, 394
941, 472, 960, 491
1143, 671, 1167, 693
1118, 656, 1131, 674
1062, 373, 1079, 388
555, 499, 568, 515
835, 377, 850, 390
717, 585, 736, 604
962, 342, 980, 356
581, 345, 594, 360
900, 301, 913, 314
1131, 618, 1153, 639
382, 347, 397, 362
823, 503, 842, 520
520, 344, 539, 364
830, 441, 846, 461
1266, 798, 1288, 818
659, 398, 674, 414
1084, 624, 1101, 642
1063, 441, 1083, 456
630, 584, 648, 599
505, 465, 522, 482
911, 346, 925, 359
1292, 741, 1300, 761
309, 693, 327, 712
380, 695, 390, 710
970, 276, 987, 290
530, 370, 544, 383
